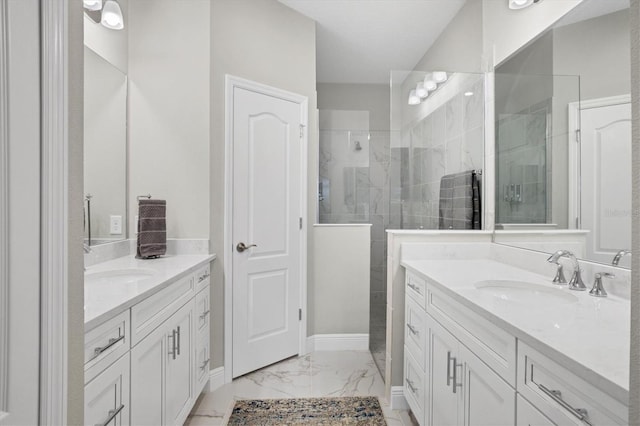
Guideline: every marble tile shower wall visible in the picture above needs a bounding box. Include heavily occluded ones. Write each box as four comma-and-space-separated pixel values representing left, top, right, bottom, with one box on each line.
400, 77, 485, 229
495, 99, 550, 224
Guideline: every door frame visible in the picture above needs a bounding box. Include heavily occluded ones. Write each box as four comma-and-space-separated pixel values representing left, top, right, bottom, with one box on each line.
568, 94, 631, 229
223, 75, 308, 383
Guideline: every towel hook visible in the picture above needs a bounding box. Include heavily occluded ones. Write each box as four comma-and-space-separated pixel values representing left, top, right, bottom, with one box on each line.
137, 194, 152, 201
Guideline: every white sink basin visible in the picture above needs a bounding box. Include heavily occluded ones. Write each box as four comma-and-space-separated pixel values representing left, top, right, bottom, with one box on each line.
85, 268, 156, 285
474, 280, 579, 306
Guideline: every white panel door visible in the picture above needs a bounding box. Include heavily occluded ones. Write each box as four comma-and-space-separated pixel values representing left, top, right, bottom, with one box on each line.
580, 102, 631, 265
232, 86, 303, 378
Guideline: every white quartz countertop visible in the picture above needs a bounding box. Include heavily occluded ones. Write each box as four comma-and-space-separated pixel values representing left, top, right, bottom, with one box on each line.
84, 254, 216, 331
401, 258, 630, 403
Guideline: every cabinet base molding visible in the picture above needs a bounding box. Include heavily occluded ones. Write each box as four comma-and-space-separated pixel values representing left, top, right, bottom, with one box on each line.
209, 367, 225, 392
306, 334, 369, 352
390, 386, 409, 410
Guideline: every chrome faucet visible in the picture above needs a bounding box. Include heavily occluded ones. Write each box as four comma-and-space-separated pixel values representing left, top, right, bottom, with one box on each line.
546, 253, 567, 285
612, 249, 631, 266
547, 250, 586, 291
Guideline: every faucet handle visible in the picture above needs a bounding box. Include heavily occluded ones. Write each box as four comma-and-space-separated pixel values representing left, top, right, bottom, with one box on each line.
551, 263, 567, 285
589, 272, 615, 298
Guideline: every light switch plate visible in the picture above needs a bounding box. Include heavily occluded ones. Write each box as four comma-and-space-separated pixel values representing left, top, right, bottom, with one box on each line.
110, 215, 122, 234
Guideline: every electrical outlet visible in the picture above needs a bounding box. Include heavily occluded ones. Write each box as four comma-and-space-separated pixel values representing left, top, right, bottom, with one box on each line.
110, 215, 122, 234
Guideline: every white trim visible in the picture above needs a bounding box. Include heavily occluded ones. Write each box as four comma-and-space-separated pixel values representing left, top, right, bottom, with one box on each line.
224, 75, 309, 383
40, 0, 69, 424
306, 334, 370, 352
568, 94, 632, 229
390, 386, 409, 410
208, 367, 225, 393
0, 0, 8, 414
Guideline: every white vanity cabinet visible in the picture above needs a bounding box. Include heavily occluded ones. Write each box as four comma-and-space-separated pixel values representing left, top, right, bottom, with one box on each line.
85, 260, 214, 426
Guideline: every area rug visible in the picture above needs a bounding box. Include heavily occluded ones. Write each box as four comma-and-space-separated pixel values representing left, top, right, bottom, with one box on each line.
225, 396, 387, 425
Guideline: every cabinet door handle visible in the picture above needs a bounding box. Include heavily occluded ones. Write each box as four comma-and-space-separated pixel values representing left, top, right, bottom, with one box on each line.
199, 310, 210, 320
176, 326, 181, 356
451, 357, 462, 394
95, 404, 124, 426
406, 378, 418, 395
407, 283, 422, 294
406, 323, 419, 336
446, 351, 453, 386
169, 329, 177, 360
538, 383, 593, 426
198, 272, 210, 283
93, 335, 125, 360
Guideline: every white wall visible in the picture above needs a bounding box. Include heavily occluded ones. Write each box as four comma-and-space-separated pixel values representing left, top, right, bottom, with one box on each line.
211, 0, 317, 369
311, 225, 371, 335
128, 0, 210, 239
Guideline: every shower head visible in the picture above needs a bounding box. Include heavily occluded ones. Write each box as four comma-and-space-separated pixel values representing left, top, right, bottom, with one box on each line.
354, 141, 362, 151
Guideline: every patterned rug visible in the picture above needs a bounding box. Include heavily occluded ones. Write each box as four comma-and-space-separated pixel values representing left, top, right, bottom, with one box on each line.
225, 396, 387, 425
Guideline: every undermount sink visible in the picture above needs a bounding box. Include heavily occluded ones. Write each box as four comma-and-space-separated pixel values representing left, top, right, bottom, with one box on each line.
85, 268, 156, 285
473, 280, 579, 306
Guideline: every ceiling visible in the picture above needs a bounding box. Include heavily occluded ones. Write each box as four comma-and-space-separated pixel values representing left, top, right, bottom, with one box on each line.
278, 0, 466, 84
554, 0, 629, 27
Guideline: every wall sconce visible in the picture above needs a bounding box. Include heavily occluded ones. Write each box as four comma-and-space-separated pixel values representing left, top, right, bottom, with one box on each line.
84, 0, 124, 30
508, 0, 542, 10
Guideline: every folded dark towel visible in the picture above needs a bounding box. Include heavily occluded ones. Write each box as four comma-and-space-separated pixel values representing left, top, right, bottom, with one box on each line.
136, 199, 167, 259
438, 170, 481, 230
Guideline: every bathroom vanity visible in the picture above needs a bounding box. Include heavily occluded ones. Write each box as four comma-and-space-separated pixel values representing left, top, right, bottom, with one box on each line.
401, 254, 629, 425
83, 254, 215, 426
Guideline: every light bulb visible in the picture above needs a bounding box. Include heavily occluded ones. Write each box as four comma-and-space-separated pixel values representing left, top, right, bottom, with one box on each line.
433, 71, 448, 83
416, 82, 428, 98
423, 76, 437, 92
408, 90, 421, 106
101, 0, 124, 30
83, 0, 103, 11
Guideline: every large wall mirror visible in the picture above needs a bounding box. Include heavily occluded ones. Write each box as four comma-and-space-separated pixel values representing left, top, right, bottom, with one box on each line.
84, 45, 128, 246
494, 0, 631, 268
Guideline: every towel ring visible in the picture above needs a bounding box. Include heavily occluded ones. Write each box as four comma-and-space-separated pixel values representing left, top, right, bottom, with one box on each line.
137, 194, 152, 201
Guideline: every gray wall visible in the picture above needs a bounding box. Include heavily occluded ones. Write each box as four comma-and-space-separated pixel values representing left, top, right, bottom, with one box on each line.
317, 83, 390, 131
211, 0, 317, 368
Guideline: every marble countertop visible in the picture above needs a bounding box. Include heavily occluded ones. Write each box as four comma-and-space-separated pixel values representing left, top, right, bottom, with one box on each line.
401, 258, 630, 403
85, 254, 216, 331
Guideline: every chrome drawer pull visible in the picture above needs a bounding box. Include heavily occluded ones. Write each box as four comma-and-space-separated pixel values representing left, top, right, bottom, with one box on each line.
198, 272, 210, 283
406, 323, 419, 336
406, 378, 418, 395
176, 325, 181, 356
538, 383, 593, 426
200, 358, 210, 371
95, 404, 124, 426
93, 335, 125, 359
199, 310, 210, 320
451, 357, 462, 394
169, 329, 177, 360
407, 283, 422, 294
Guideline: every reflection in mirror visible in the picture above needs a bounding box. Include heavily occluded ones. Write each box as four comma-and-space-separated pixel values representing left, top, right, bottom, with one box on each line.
494, 0, 631, 268
84, 46, 127, 246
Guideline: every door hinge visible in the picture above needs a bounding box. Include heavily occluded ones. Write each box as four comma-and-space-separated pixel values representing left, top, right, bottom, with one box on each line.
299, 124, 305, 139
298, 308, 302, 321
299, 217, 303, 229
575, 129, 581, 143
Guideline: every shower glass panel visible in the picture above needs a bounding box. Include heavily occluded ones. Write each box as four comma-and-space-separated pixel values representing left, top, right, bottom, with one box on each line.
494, 73, 580, 227
390, 70, 486, 230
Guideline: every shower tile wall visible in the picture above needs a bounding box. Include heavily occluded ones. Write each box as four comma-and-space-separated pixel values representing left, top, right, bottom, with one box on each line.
495, 99, 550, 224
400, 76, 485, 229
318, 109, 392, 377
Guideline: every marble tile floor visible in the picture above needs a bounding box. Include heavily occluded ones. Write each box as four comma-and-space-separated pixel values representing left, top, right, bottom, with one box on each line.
185, 350, 413, 426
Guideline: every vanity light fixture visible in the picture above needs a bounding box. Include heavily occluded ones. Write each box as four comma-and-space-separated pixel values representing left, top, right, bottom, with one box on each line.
408, 90, 421, 106
433, 71, 448, 83
83, 0, 103, 11
100, 0, 124, 30
423, 76, 437, 92
415, 82, 428, 98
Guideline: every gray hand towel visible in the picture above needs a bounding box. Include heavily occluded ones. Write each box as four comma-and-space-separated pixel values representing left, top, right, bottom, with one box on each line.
136, 199, 167, 259
439, 170, 481, 230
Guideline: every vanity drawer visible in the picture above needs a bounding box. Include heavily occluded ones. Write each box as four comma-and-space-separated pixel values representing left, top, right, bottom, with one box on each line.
194, 263, 211, 294
195, 285, 210, 333
84, 310, 130, 384
406, 270, 426, 309
404, 349, 425, 424
518, 342, 627, 425
131, 274, 195, 345
427, 285, 516, 386
405, 296, 426, 371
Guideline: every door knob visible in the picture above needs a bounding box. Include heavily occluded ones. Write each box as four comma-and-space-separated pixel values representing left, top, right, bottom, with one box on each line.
236, 242, 257, 253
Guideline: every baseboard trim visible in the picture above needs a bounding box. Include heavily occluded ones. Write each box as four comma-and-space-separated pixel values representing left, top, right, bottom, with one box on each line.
209, 366, 225, 392
390, 386, 409, 410
306, 334, 369, 352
